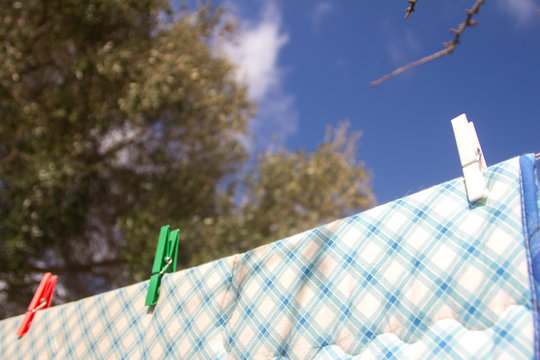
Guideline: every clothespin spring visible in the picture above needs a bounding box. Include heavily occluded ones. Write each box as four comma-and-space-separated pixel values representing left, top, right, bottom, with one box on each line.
158, 257, 173, 276
31, 299, 47, 313
462, 147, 482, 168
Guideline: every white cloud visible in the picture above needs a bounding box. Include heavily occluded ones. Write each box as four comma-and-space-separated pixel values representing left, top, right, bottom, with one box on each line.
224, 2, 297, 149
227, 4, 288, 101
496, 0, 538, 24
311, 2, 333, 30
381, 21, 421, 64
388, 29, 421, 63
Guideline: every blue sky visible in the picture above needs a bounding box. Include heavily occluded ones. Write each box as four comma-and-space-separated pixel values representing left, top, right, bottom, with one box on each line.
193, 0, 540, 205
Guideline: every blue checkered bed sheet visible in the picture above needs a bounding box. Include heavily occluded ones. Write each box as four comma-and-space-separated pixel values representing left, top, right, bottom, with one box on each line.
1, 154, 539, 359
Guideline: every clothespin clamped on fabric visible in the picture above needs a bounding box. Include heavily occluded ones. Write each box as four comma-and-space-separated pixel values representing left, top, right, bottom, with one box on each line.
451, 114, 489, 202
16, 272, 57, 338
145, 225, 180, 306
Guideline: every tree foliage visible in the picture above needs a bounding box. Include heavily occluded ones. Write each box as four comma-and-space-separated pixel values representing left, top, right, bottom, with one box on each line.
0, 0, 373, 319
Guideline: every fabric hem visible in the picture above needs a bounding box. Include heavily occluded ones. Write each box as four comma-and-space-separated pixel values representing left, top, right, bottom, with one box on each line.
519, 154, 540, 359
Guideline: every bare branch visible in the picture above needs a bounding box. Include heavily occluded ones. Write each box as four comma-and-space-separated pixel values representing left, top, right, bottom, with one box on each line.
25, 259, 127, 274
404, 0, 418, 19
371, 48, 453, 87
373, 0, 485, 87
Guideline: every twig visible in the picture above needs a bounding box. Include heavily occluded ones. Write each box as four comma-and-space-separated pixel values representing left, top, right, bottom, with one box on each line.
372, 0, 484, 87
370, 48, 452, 87
404, 0, 417, 19
26, 259, 126, 273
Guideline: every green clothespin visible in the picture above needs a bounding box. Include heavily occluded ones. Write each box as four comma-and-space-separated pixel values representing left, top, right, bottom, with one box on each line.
145, 225, 180, 306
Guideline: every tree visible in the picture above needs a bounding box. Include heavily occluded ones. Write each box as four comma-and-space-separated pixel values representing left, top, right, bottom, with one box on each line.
0, 0, 373, 319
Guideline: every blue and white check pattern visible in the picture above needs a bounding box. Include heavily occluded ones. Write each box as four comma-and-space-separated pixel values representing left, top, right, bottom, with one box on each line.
0, 156, 537, 359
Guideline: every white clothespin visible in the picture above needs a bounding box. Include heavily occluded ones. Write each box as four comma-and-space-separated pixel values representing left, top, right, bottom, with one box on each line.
451, 114, 489, 202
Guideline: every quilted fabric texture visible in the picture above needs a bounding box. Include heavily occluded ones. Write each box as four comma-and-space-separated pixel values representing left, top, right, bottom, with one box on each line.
0, 155, 538, 359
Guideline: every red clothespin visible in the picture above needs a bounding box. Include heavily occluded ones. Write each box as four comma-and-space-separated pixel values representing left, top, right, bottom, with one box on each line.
16, 272, 57, 338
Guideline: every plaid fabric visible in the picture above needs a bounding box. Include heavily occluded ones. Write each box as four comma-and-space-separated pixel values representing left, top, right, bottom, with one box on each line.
0, 155, 538, 359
